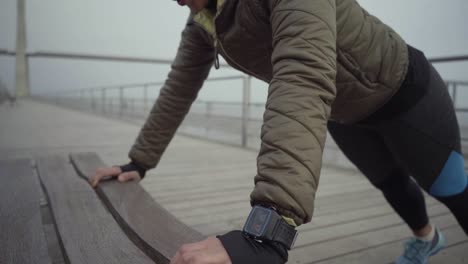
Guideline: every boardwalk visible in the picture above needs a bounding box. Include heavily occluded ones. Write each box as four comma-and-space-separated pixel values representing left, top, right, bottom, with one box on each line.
0, 99, 467, 263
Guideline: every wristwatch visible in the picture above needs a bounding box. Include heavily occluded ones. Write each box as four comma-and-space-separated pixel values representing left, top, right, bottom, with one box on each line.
242, 205, 298, 250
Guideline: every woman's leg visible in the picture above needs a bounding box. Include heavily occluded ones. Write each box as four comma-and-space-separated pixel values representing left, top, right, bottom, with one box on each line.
379, 64, 468, 234
328, 121, 430, 233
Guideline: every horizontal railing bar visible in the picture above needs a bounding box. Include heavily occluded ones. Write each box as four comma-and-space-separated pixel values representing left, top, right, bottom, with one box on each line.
429, 55, 468, 63
447, 81, 468, 86
0, 49, 15, 56
37, 75, 247, 96
4, 48, 468, 64
1, 50, 230, 68
27, 51, 175, 64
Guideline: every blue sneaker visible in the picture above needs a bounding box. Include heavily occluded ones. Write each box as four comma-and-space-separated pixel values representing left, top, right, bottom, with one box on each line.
395, 228, 446, 264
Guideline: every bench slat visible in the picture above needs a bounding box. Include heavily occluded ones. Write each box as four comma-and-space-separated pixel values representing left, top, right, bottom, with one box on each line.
37, 156, 155, 264
70, 152, 205, 262
0, 159, 51, 264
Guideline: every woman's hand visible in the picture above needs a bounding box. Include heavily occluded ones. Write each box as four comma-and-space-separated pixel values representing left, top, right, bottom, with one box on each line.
90, 165, 142, 188
170, 231, 288, 264
170, 237, 232, 264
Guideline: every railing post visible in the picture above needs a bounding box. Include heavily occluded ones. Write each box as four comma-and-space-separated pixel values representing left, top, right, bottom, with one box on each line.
109, 97, 113, 114
143, 84, 148, 113
206, 101, 212, 118
241, 76, 251, 147
101, 88, 106, 114
119, 86, 124, 117
91, 89, 96, 111
453, 83, 458, 108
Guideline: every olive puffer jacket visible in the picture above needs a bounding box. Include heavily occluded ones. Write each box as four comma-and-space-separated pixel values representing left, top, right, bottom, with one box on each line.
129, 0, 409, 225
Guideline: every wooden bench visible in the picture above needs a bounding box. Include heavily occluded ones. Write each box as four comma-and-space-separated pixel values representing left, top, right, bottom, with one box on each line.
0, 152, 204, 264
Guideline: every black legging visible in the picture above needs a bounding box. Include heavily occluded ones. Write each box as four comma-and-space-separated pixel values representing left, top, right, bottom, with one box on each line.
328, 63, 468, 234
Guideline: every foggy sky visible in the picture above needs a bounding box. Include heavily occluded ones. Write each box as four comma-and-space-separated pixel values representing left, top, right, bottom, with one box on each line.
0, 0, 467, 103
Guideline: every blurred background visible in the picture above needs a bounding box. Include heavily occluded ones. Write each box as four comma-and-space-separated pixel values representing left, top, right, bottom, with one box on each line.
1, 0, 467, 166
1, 2, 468, 262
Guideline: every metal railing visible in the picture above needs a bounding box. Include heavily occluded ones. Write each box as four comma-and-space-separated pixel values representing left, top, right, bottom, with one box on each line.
0, 50, 230, 68
35, 74, 259, 147
35, 78, 468, 150
446, 81, 468, 141
5, 48, 465, 147
447, 81, 468, 112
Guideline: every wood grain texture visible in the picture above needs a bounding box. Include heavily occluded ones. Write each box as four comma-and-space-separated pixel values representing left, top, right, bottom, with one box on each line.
70, 152, 205, 262
289, 213, 458, 264
37, 155, 155, 264
313, 224, 467, 264
0, 159, 51, 264
431, 240, 468, 264
39, 180, 67, 264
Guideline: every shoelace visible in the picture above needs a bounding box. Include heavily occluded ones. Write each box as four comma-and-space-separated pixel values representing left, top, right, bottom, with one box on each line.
403, 238, 428, 264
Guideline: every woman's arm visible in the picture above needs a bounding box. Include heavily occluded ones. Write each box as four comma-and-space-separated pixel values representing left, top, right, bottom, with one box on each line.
251, 0, 338, 226
128, 21, 215, 170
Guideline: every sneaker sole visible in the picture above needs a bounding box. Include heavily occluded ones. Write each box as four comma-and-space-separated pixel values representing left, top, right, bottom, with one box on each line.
429, 231, 446, 257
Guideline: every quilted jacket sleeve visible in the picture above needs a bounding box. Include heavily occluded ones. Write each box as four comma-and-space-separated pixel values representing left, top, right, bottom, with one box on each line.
250, 0, 337, 225
128, 23, 214, 170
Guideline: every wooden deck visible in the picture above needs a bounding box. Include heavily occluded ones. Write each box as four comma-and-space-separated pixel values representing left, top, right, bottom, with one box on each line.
0, 99, 467, 263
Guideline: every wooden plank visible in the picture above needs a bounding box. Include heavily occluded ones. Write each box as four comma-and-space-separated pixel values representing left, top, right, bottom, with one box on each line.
155, 161, 255, 177
198, 198, 440, 238
151, 173, 368, 199
42, 223, 66, 264
294, 203, 449, 248
70, 152, 205, 262
37, 155, 155, 264
153, 167, 358, 190
181, 188, 385, 227
0, 159, 51, 264
313, 224, 467, 264
431, 240, 468, 264
288, 213, 457, 263
153, 173, 367, 206
39, 185, 66, 264
196, 200, 393, 237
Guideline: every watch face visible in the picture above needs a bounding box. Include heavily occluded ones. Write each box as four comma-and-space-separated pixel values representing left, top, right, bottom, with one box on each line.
246, 207, 271, 237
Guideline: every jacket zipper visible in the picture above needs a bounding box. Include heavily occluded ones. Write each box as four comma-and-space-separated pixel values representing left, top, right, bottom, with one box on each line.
192, 10, 268, 82
213, 37, 268, 82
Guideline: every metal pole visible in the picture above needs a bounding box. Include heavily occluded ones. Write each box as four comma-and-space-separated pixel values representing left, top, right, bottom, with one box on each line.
131, 97, 134, 114
91, 89, 96, 111
453, 84, 458, 107
15, 0, 30, 97
109, 97, 113, 114
119, 87, 124, 117
241, 76, 252, 147
101, 88, 106, 114
143, 85, 148, 113
206, 102, 212, 118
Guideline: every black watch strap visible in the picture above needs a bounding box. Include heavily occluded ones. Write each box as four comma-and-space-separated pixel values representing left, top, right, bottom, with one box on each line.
243, 206, 298, 250
273, 219, 298, 250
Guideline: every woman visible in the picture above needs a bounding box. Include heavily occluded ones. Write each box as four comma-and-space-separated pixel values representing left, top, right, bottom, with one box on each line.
91, 0, 467, 263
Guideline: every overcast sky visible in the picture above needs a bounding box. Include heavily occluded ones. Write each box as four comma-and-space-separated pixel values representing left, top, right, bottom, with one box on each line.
0, 0, 467, 103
